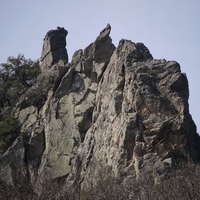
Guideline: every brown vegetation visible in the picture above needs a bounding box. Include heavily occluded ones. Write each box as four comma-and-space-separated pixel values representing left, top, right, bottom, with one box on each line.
1, 164, 200, 199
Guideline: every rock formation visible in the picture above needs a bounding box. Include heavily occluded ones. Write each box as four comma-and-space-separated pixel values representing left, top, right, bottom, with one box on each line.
40, 27, 68, 72
1, 24, 200, 190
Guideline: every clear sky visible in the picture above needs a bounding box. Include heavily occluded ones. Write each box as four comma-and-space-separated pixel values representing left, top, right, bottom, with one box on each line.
0, 0, 200, 132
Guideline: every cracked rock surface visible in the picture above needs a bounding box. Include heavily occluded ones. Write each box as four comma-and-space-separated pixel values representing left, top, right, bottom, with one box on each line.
1, 24, 200, 187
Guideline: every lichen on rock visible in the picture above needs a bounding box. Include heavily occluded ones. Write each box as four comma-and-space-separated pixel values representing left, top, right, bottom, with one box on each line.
1, 24, 200, 191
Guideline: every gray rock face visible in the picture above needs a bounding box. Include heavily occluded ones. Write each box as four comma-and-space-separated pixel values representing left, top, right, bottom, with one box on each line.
40, 27, 68, 72
79, 39, 200, 185
0, 137, 25, 185
1, 24, 200, 189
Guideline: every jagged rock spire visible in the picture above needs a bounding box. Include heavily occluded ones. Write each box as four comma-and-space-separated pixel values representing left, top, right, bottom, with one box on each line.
95, 23, 111, 41
1, 24, 200, 189
40, 27, 68, 72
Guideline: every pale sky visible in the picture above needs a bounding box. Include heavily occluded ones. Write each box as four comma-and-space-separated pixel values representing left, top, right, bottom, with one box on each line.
0, 0, 200, 132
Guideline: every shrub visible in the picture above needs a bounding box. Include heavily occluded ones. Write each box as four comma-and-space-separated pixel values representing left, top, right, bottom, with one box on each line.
1, 163, 200, 199
0, 54, 40, 107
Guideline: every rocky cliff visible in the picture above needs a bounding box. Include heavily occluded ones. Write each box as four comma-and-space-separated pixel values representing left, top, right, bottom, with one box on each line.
1, 24, 200, 189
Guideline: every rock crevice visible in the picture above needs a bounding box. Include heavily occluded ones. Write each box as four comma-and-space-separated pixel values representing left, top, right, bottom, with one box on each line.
1, 24, 200, 188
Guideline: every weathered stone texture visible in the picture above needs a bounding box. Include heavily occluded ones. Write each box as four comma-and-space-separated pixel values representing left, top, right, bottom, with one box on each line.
40, 27, 68, 72
1, 24, 200, 188
79, 39, 200, 185
0, 137, 25, 185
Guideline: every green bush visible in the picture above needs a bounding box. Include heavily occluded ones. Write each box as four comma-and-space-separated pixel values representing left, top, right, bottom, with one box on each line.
0, 54, 40, 107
